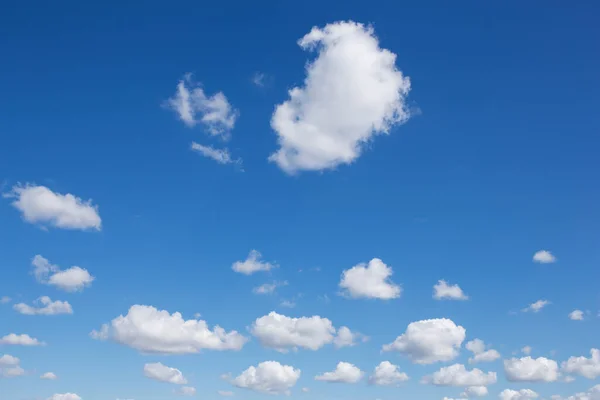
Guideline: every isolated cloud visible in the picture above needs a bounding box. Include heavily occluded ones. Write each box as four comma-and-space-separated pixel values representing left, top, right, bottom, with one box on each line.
47, 394, 81, 400
13, 296, 73, 316
90, 305, 247, 354
232, 250, 277, 275
339, 258, 401, 300
0, 296, 11, 304
253, 281, 288, 295
166, 74, 238, 138
568, 310, 584, 321
269, 21, 411, 173
217, 390, 234, 396
522, 300, 550, 313
433, 280, 469, 300
466, 339, 501, 363
251, 311, 361, 352
368, 361, 409, 386
522, 346, 532, 355
382, 318, 466, 364
144, 362, 187, 384
0, 354, 19, 365
6, 184, 101, 230
425, 364, 497, 387
31, 255, 94, 292
0, 333, 44, 346
499, 389, 539, 400
176, 387, 197, 396
41, 372, 58, 380
533, 250, 556, 264
561, 349, 600, 379
333, 326, 367, 348
315, 362, 363, 383
1, 365, 25, 377
231, 361, 301, 395
504, 357, 559, 382
191, 142, 239, 165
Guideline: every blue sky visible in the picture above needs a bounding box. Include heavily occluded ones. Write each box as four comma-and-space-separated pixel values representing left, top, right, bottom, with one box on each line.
1, 1, 599, 400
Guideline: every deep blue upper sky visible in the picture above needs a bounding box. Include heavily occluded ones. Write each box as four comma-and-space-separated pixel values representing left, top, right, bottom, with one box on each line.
0, 1, 599, 400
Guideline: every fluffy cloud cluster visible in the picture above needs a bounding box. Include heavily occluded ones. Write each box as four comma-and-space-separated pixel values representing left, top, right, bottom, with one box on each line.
230, 361, 301, 395
13, 296, 73, 316
6, 184, 101, 230
504, 357, 559, 382
31, 255, 94, 292
368, 361, 409, 386
433, 280, 469, 300
499, 389, 539, 400
232, 250, 277, 275
90, 305, 247, 354
425, 364, 497, 387
250, 311, 362, 352
561, 349, 600, 379
144, 362, 187, 384
552, 384, 600, 400
339, 258, 401, 300
465, 339, 501, 363
382, 318, 466, 364
315, 362, 363, 383
0, 353, 25, 378
0, 333, 44, 346
269, 21, 411, 173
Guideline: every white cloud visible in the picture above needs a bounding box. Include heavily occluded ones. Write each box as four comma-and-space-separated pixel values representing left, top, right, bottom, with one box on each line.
47, 394, 81, 400
333, 326, 367, 348
6, 184, 101, 230
279, 300, 296, 308
433, 280, 469, 300
382, 318, 466, 364
31, 255, 94, 292
217, 390, 234, 396
232, 250, 277, 275
0, 333, 44, 346
499, 389, 539, 400
90, 305, 247, 354
522, 346, 532, 355
561, 349, 600, 379
1, 365, 25, 377
13, 296, 73, 316
144, 362, 187, 384
569, 310, 584, 321
253, 281, 288, 295
0, 354, 20, 365
552, 384, 600, 400
368, 361, 409, 385
166, 74, 238, 138
315, 362, 363, 383
339, 258, 401, 300
533, 250, 556, 264
0, 296, 11, 304
176, 386, 197, 396
230, 361, 301, 395
269, 21, 411, 173
191, 142, 240, 165
462, 386, 489, 397
41, 372, 58, 380
522, 300, 550, 313
466, 339, 501, 364
504, 356, 559, 382
425, 364, 497, 387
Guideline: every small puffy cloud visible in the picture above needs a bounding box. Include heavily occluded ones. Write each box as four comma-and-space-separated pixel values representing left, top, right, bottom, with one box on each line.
424, 364, 497, 387
41, 372, 58, 380
217, 391, 234, 396
269, 21, 411, 173
253, 281, 288, 295
333, 326, 367, 348
569, 310, 584, 321
466, 339, 501, 364
522, 300, 550, 313
462, 386, 488, 397
504, 357, 559, 382
191, 142, 240, 165
368, 361, 409, 386
47, 394, 81, 400
315, 362, 363, 383
232, 250, 277, 275
230, 361, 301, 395
382, 318, 466, 364
165, 74, 238, 138
0, 354, 20, 365
31, 255, 94, 292
499, 389, 539, 400
339, 258, 401, 300
522, 346, 532, 355
0, 296, 11, 304
533, 250, 556, 264
561, 349, 600, 379
176, 386, 197, 396
13, 296, 73, 316
433, 280, 468, 300
144, 362, 187, 384
0, 333, 44, 346
1, 365, 25, 377
6, 184, 101, 230
90, 305, 247, 354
